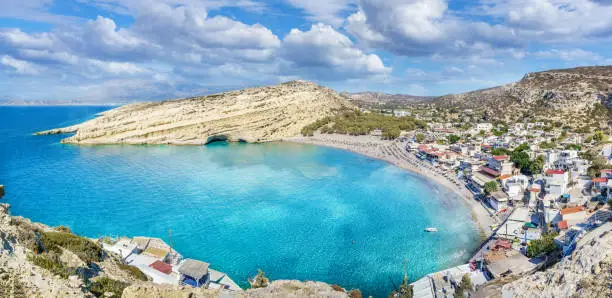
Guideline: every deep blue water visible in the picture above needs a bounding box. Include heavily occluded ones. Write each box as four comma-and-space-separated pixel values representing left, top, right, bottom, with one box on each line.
0, 106, 478, 297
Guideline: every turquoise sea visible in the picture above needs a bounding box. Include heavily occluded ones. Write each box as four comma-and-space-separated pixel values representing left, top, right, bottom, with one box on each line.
0, 106, 479, 296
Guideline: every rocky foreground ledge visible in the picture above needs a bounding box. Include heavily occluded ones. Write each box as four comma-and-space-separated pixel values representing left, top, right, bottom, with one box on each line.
34, 81, 354, 145
0, 198, 357, 297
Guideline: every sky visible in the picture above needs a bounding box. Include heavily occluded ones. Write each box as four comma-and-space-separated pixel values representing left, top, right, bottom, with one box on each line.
1, 0, 612, 102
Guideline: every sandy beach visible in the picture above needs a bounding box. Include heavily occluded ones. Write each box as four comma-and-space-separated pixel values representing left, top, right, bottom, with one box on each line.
285, 133, 496, 238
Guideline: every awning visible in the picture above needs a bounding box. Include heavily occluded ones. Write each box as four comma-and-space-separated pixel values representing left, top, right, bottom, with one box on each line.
178, 259, 210, 280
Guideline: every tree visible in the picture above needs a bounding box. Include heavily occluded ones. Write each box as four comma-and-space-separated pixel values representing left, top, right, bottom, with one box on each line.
592, 131, 607, 143
513, 143, 530, 153
389, 275, 413, 298
539, 141, 556, 149
415, 133, 425, 143
248, 269, 270, 288
478, 130, 486, 137
527, 232, 559, 257
491, 128, 504, 137
491, 148, 511, 156
511, 151, 531, 173
484, 181, 498, 194
455, 274, 472, 298
529, 155, 545, 175
447, 134, 461, 144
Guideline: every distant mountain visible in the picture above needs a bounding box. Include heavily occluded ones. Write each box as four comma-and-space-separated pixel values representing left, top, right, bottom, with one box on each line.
344, 91, 435, 108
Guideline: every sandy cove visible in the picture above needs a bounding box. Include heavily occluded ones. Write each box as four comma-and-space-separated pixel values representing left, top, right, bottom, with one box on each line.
285, 133, 496, 239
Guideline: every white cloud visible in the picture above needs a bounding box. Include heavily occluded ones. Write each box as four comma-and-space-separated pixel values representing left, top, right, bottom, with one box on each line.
280, 23, 390, 80
533, 49, 604, 61
345, 0, 522, 58
0, 28, 55, 49
1, 55, 43, 75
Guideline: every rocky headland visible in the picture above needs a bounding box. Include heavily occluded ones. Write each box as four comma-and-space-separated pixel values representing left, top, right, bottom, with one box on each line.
35, 81, 354, 145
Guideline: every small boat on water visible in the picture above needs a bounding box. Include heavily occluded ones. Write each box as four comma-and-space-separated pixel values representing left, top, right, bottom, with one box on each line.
424, 227, 439, 232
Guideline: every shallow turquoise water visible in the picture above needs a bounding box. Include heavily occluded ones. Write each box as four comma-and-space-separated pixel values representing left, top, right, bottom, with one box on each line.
0, 106, 478, 296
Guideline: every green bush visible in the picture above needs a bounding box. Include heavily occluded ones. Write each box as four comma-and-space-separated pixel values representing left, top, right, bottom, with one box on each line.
89, 277, 130, 297
484, 181, 498, 194
301, 110, 426, 138
527, 232, 559, 258
118, 264, 148, 281
41, 232, 103, 264
455, 274, 472, 298
29, 253, 76, 279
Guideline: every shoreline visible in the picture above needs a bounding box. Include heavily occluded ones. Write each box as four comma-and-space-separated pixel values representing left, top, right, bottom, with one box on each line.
284, 133, 495, 240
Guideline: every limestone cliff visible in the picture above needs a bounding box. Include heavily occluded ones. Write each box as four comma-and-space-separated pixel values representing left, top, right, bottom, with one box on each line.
35, 81, 354, 145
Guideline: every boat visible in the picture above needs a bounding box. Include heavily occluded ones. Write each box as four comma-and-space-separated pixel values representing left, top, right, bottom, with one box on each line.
424, 227, 439, 232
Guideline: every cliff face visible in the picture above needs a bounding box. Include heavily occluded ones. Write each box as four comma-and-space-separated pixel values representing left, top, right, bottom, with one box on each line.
36, 81, 354, 145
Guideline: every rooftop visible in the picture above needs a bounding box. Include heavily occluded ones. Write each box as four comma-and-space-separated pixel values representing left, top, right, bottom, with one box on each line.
545, 169, 566, 175
178, 259, 210, 280
561, 206, 586, 215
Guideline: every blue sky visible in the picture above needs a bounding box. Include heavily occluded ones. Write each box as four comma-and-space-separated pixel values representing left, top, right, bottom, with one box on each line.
1, 0, 611, 102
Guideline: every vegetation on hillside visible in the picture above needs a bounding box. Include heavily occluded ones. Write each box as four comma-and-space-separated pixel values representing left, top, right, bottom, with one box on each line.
89, 277, 130, 297
118, 264, 148, 281
249, 269, 270, 289
581, 149, 612, 178
41, 231, 103, 264
301, 110, 426, 139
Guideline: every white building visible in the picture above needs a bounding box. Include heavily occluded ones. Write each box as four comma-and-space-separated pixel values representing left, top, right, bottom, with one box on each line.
394, 110, 411, 117
476, 123, 493, 131
602, 144, 612, 165
544, 169, 569, 197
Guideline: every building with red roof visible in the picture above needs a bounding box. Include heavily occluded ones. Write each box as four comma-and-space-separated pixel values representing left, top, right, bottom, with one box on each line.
492, 155, 509, 161
557, 220, 568, 230
545, 169, 566, 175
560, 206, 587, 227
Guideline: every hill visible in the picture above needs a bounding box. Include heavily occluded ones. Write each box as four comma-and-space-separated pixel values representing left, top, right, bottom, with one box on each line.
35, 81, 354, 145
344, 91, 434, 108
422, 66, 612, 128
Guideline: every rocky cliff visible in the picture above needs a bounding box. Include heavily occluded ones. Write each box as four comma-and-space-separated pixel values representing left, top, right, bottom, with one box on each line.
35, 81, 354, 145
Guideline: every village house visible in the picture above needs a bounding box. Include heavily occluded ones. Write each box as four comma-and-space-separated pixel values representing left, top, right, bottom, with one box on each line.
488, 190, 510, 211
544, 169, 569, 197
560, 206, 587, 227
476, 122, 493, 131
